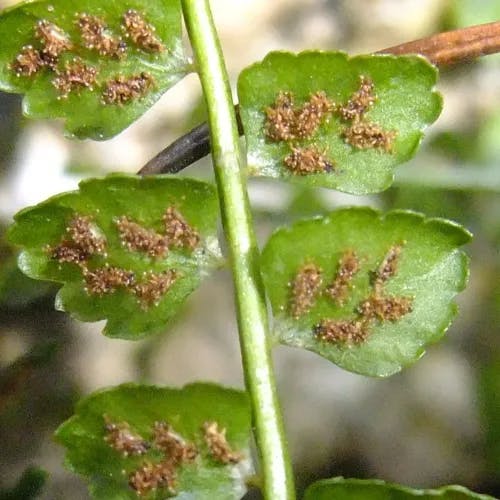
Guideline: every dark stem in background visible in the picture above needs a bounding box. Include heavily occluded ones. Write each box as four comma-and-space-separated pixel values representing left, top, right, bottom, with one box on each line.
138, 21, 500, 176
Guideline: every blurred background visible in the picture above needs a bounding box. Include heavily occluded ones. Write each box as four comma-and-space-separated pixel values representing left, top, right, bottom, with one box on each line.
0, 0, 499, 498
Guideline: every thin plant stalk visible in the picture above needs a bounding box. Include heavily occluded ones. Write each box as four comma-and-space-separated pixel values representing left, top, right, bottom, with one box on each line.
181, 1, 296, 498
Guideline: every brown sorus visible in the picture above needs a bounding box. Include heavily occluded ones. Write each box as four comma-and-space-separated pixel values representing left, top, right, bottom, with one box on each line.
290, 263, 323, 319
50, 215, 106, 266
128, 460, 177, 496
115, 216, 168, 259
264, 91, 296, 142
122, 9, 165, 52
358, 294, 413, 322
338, 76, 376, 121
264, 91, 334, 142
50, 242, 88, 266
35, 20, 72, 58
101, 72, 154, 105
152, 421, 198, 463
83, 265, 135, 296
52, 58, 98, 98
314, 318, 369, 344
283, 145, 334, 176
10, 46, 44, 77
163, 207, 200, 251
66, 215, 106, 255
103, 416, 150, 457
133, 269, 178, 308
203, 421, 242, 465
373, 244, 403, 289
325, 250, 360, 306
342, 121, 397, 152
293, 91, 334, 139
76, 13, 126, 58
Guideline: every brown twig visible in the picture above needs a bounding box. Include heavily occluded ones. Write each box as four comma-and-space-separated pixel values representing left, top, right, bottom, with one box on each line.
138, 22, 500, 176
377, 21, 500, 66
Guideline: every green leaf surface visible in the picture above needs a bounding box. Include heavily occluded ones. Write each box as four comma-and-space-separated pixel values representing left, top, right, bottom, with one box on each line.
8, 174, 221, 339
304, 478, 496, 499
0, 0, 189, 139
0, 467, 48, 500
0, 233, 54, 308
261, 208, 471, 377
238, 51, 442, 194
55, 383, 253, 500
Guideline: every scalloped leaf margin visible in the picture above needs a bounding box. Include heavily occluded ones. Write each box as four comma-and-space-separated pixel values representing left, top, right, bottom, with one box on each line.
7, 174, 221, 340
0, 0, 189, 139
55, 383, 253, 500
261, 208, 471, 377
238, 51, 442, 194
304, 478, 496, 500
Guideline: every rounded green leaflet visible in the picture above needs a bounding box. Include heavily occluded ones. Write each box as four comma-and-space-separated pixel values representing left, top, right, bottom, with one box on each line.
304, 478, 496, 500
55, 383, 253, 500
0, 0, 189, 139
261, 207, 471, 377
237, 51, 442, 195
7, 174, 222, 340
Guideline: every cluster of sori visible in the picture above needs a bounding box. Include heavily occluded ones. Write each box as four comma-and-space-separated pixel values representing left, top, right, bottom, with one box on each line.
103, 416, 242, 496
10, 9, 164, 103
49, 207, 199, 309
264, 76, 397, 176
290, 244, 413, 345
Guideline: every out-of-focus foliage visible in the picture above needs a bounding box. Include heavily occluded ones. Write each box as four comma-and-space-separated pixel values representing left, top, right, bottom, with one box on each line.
0, 467, 47, 500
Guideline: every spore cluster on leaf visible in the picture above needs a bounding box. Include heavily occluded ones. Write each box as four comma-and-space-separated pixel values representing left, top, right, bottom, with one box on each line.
10, 9, 165, 103
290, 243, 413, 346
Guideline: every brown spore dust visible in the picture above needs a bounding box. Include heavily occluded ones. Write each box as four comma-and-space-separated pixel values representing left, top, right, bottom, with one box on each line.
103, 416, 150, 457
338, 76, 376, 121
35, 19, 72, 59
163, 207, 200, 251
293, 91, 334, 139
373, 244, 403, 290
314, 318, 369, 345
133, 269, 178, 308
358, 243, 413, 322
115, 216, 168, 259
11, 46, 44, 77
50, 214, 106, 267
325, 250, 360, 306
290, 263, 323, 319
128, 460, 177, 497
264, 91, 334, 142
283, 145, 334, 176
122, 10, 165, 52
66, 215, 106, 255
50, 242, 88, 266
203, 421, 242, 465
76, 13, 126, 58
342, 121, 397, 152
358, 294, 413, 322
83, 265, 135, 296
101, 72, 154, 105
264, 91, 295, 142
152, 421, 198, 463
52, 58, 98, 98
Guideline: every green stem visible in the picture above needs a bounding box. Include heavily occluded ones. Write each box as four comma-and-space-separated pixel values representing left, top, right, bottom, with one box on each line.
181, 1, 295, 499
